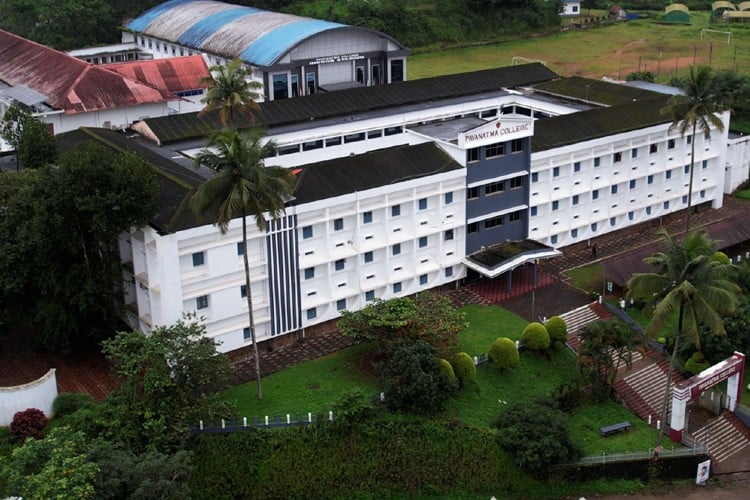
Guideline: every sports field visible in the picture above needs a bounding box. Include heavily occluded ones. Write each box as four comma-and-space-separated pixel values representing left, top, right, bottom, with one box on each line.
409, 11, 750, 80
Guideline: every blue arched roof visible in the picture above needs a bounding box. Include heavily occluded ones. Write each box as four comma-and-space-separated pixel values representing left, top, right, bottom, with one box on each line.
126, 0, 403, 68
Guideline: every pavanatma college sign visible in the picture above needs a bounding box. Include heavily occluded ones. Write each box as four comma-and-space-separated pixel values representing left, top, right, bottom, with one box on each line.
458, 117, 534, 149
308, 53, 365, 65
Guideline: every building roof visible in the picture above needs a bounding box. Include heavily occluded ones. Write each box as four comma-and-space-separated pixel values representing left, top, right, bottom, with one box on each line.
134, 63, 560, 144
292, 142, 463, 204
127, 0, 406, 68
0, 30, 176, 114
532, 76, 664, 107
103, 55, 210, 93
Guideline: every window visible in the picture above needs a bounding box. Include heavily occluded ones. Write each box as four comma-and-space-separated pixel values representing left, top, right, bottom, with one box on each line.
572, 195, 579, 206
665, 170, 672, 180
509, 211, 521, 222
337, 299, 346, 311
531, 172, 539, 183
444, 192, 453, 204
467, 187, 480, 199
192, 252, 205, 267
418, 198, 427, 210
486, 142, 505, 158
467, 222, 478, 233
445, 267, 453, 278
302, 140, 323, 151
668, 139, 675, 149
485, 181, 504, 195
552, 200, 559, 211
610, 217, 616, 227
664, 201, 670, 210
364, 251, 373, 263
551, 235, 558, 245
384, 126, 403, 136
530, 206, 537, 216
702, 160, 708, 169
240, 285, 247, 298
682, 195, 688, 204
594, 157, 600, 167
571, 228, 578, 238
611, 185, 618, 195
334, 259, 345, 271
510, 177, 523, 189
237, 242, 244, 255
393, 282, 402, 293
243, 327, 251, 340
304, 268, 315, 280
648, 174, 654, 184
573, 162, 581, 173
700, 190, 706, 198
334, 218, 344, 231
684, 164, 690, 174
304, 308, 316, 320
592, 189, 599, 200
632, 148, 638, 158
613, 152, 622, 163
650, 143, 658, 154
367, 129, 382, 139
325, 137, 342, 147
391, 204, 401, 217
444, 229, 454, 241
419, 236, 428, 248
392, 243, 401, 256
591, 222, 598, 232
344, 132, 365, 143
363, 211, 372, 224
484, 216, 504, 228
629, 179, 636, 189
365, 290, 375, 302
628, 211, 634, 221
419, 274, 428, 285
687, 135, 692, 145
196, 295, 209, 310
553, 166, 560, 177
467, 148, 479, 162
646, 206, 652, 215
511, 139, 524, 153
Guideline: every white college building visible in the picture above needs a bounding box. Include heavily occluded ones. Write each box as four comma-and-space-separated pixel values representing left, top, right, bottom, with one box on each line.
59, 63, 746, 353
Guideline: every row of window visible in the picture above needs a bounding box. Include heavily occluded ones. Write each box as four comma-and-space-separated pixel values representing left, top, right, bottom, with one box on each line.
467, 139, 525, 163
276, 126, 405, 156
466, 210, 524, 233
467, 176, 524, 199
138, 36, 192, 58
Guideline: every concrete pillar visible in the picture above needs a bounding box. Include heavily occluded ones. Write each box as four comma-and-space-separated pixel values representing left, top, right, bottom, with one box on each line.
670, 397, 687, 442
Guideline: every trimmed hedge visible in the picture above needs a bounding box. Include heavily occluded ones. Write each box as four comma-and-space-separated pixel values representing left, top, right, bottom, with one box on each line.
451, 352, 476, 384
488, 337, 519, 370
440, 358, 456, 381
545, 316, 568, 345
521, 323, 550, 351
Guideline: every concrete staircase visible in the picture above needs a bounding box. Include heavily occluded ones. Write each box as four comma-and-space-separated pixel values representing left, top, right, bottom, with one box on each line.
613, 358, 683, 423
692, 410, 750, 463
562, 302, 642, 366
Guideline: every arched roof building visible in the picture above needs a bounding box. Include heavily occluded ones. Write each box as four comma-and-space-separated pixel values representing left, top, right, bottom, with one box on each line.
124, 0, 411, 101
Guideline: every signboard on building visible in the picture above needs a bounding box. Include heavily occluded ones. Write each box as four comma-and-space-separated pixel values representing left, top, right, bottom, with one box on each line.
458, 117, 534, 148
673, 352, 746, 399
307, 53, 365, 65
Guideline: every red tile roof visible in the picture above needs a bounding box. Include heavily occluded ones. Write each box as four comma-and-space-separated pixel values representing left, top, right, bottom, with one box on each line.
103, 55, 209, 94
0, 30, 176, 114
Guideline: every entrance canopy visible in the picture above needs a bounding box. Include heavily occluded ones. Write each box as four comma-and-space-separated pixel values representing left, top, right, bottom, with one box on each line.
463, 239, 561, 278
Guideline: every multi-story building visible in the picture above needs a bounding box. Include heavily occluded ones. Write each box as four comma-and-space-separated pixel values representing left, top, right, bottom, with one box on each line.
60, 63, 743, 353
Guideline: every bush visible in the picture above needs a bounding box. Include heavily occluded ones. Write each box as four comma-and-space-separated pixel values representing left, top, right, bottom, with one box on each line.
451, 352, 476, 384
521, 323, 550, 351
439, 358, 456, 381
10, 408, 48, 441
712, 251, 730, 265
488, 337, 519, 370
545, 316, 568, 345
53, 392, 95, 417
684, 352, 710, 375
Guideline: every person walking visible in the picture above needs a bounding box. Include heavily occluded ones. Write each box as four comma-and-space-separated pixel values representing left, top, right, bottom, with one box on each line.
591, 243, 597, 259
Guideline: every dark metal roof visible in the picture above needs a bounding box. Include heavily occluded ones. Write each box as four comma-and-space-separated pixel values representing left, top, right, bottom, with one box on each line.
533, 76, 664, 107
136, 63, 560, 144
292, 143, 463, 204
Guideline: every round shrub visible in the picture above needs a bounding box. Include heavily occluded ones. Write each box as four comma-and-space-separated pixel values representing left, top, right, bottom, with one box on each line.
488, 337, 519, 370
684, 352, 710, 375
451, 352, 476, 384
544, 316, 568, 345
439, 358, 456, 381
53, 392, 95, 417
10, 408, 48, 441
712, 251, 730, 265
521, 322, 550, 351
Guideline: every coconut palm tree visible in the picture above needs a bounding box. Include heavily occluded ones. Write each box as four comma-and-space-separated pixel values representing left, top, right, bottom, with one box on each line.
661, 66, 728, 233
626, 228, 738, 446
200, 59, 263, 126
191, 128, 296, 399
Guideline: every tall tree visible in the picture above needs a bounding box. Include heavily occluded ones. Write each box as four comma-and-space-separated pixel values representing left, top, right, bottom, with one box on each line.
191, 128, 295, 399
661, 66, 728, 232
199, 59, 263, 126
626, 229, 739, 446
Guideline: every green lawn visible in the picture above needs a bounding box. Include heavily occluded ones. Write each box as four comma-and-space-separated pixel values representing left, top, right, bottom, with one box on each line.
735, 190, 750, 201
456, 304, 530, 354
566, 264, 604, 294
570, 401, 660, 454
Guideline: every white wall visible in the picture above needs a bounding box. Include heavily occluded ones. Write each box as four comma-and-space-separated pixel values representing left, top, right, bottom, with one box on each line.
0, 369, 58, 426
726, 133, 750, 193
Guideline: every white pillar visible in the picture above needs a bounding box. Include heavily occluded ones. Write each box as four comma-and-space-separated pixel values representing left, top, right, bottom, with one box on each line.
727, 372, 740, 411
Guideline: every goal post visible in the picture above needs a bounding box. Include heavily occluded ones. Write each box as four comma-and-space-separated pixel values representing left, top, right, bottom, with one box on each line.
701, 28, 732, 44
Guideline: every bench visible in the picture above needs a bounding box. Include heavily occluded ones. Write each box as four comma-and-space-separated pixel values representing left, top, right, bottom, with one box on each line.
600, 421, 631, 437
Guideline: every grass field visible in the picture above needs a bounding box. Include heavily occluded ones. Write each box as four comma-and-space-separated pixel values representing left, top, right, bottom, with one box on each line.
409, 12, 750, 81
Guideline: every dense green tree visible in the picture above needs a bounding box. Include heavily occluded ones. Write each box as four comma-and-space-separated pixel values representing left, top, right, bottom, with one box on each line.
17, 116, 57, 168
661, 66, 729, 232
191, 127, 295, 400
338, 292, 466, 358
200, 59, 263, 126
1, 102, 30, 170
101, 316, 234, 452
627, 229, 739, 446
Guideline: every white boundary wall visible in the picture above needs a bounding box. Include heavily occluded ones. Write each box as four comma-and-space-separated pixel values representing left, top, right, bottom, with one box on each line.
0, 369, 58, 426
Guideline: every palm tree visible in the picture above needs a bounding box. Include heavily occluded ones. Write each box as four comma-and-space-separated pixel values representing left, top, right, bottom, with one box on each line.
200, 59, 263, 126
191, 128, 296, 399
661, 66, 728, 233
626, 228, 739, 446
